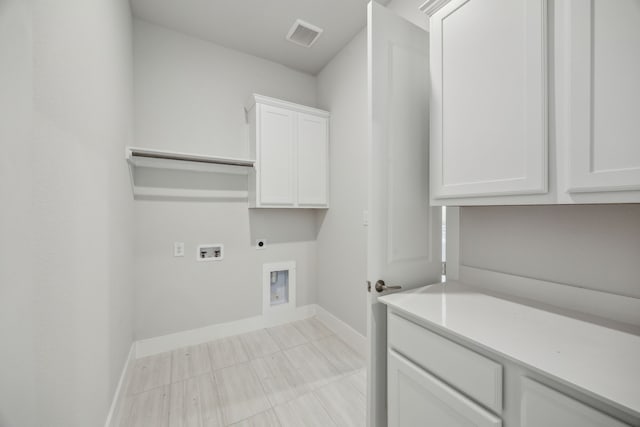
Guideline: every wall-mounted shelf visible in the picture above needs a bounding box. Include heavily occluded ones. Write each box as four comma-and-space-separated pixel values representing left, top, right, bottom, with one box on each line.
125, 147, 255, 200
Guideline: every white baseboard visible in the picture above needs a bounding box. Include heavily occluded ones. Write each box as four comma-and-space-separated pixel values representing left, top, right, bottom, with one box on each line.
105, 342, 136, 427
315, 305, 367, 359
135, 304, 317, 358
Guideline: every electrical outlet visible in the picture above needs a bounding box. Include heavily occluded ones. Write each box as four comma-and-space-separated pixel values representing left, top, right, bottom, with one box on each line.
256, 239, 266, 250
174, 242, 185, 257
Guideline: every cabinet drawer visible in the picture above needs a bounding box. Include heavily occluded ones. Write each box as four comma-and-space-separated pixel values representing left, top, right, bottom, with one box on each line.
521, 378, 630, 427
388, 312, 503, 413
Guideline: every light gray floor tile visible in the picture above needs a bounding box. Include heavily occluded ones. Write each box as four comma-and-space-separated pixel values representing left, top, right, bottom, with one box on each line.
250, 352, 310, 406
128, 353, 172, 395
120, 385, 170, 427
312, 335, 364, 374
266, 323, 308, 350
283, 343, 342, 389
291, 318, 332, 341
240, 329, 281, 360
314, 376, 366, 427
169, 373, 223, 427
172, 343, 212, 383
343, 368, 367, 397
273, 393, 336, 427
215, 362, 271, 425
229, 409, 281, 427
208, 336, 249, 371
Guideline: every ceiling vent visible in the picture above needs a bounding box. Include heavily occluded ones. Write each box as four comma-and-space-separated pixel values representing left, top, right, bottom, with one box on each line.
286, 19, 323, 48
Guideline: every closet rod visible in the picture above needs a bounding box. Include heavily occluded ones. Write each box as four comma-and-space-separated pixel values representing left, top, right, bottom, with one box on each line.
126, 147, 255, 168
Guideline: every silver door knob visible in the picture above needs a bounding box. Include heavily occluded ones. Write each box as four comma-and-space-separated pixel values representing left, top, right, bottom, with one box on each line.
375, 280, 402, 293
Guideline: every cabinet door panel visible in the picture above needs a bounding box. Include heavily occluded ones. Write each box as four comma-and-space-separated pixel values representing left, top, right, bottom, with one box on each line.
297, 113, 328, 206
430, 0, 547, 199
567, 0, 640, 193
388, 350, 501, 427
258, 104, 296, 205
521, 378, 629, 427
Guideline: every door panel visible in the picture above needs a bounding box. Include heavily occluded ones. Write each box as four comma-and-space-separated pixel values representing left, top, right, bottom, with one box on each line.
430, 0, 547, 198
297, 113, 328, 206
367, 3, 442, 426
259, 104, 296, 205
567, 0, 640, 192
388, 350, 502, 427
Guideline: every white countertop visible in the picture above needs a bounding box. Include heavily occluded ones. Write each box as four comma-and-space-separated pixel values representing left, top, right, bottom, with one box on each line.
379, 281, 640, 418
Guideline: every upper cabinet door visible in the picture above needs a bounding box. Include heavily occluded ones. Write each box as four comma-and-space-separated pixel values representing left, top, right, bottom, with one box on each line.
297, 113, 329, 206
567, 0, 640, 193
258, 104, 296, 206
430, 0, 548, 199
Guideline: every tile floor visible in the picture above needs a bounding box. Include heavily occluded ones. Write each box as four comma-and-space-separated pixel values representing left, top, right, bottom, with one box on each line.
117, 317, 366, 427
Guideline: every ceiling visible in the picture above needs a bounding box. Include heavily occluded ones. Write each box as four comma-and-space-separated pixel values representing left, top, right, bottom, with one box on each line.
131, 0, 384, 75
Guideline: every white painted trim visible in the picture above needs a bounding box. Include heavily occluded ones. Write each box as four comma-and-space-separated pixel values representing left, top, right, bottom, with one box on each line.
245, 94, 330, 118
135, 304, 317, 358
459, 266, 640, 328
105, 342, 136, 427
315, 305, 367, 359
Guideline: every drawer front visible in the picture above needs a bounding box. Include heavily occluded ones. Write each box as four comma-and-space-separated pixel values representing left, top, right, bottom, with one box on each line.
521, 378, 630, 427
388, 312, 503, 413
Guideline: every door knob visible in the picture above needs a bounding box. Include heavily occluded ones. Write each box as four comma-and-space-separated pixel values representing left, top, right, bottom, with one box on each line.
375, 280, 402, 293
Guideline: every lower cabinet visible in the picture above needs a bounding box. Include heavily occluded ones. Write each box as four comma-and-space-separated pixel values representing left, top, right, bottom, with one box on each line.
386, 312, 637, 427
388, 350, 501, 427
520, 378, 630, 427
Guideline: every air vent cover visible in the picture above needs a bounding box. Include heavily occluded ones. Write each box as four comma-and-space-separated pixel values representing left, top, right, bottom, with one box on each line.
286, 19, 323, 48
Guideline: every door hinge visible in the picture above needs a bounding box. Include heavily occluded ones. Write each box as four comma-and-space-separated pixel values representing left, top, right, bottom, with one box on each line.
367, 281, 371, 292
441, 262, 446, 276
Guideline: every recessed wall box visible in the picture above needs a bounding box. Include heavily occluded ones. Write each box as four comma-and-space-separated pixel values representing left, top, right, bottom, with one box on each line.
263, 261, 296, 315
197, 244, 223, 261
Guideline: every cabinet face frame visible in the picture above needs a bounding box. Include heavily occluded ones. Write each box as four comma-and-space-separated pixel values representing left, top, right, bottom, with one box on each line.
429, 0, 548, 199
566, 0, 640, 193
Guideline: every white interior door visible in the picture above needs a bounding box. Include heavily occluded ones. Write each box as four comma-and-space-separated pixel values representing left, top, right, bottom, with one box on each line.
367, 2, 442, 426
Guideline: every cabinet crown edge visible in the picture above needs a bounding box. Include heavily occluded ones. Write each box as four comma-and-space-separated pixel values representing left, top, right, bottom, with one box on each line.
245, 93, 330, 118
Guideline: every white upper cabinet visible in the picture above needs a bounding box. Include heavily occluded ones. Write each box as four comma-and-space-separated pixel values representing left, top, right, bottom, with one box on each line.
247, 94, 329, 208
423, 0, 640, 205
566, 0, 640, 194
428, 0, 548, 200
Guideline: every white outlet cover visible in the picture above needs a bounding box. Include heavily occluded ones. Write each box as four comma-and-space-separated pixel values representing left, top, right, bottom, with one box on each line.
174, 242, 185, 257
256, 239, 266, 250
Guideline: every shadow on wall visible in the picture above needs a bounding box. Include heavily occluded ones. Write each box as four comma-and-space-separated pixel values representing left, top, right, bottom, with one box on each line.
249, 208, 320, 244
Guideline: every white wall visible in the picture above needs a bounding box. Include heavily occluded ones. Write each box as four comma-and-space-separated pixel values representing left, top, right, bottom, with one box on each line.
460, 205, 640, 299
133, 20, 319, 340
316, 30, 369, 336
0, 0, 135, 425
0, 1, 36, 426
